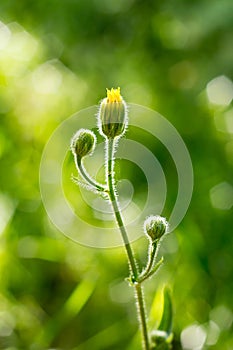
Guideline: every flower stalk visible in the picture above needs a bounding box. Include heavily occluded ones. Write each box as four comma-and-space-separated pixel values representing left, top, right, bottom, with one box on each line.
70, 87, 171, 350
106, 137, 150, 350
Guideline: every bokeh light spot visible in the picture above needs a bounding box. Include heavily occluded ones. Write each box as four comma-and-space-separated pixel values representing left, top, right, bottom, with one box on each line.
0, 194, 16, 235
224, 109, 233, 134
109, 280, 133, 304
210, 305, 233, 331
206, 321, 220, 346
209, 182, 233, 210
213, 109, 233, 134
181, 324, 207, 350
0, 21, 11, 50
32, 62, 63, 94
7, 23, 38, 62
206, 76, 233, 106
169, 61, 197, 90
155, 16, 189, 49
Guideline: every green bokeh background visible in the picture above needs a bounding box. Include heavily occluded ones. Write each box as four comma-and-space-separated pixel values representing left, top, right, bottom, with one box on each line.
0, 1, 233, 349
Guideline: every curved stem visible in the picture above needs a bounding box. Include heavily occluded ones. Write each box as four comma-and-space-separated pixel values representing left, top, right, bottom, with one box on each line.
106, 137, 150, 350
76, 158, 106, 192
139, 242, 158, 281
139, 257, 164, 283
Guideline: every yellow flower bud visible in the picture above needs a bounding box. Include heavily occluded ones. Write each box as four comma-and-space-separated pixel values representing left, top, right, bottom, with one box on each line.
98, 87, 128, 139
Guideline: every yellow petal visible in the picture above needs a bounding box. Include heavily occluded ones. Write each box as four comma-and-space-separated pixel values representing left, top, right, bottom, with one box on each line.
106, 87, 122, 102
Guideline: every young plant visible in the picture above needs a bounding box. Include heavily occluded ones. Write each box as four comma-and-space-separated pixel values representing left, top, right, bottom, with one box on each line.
70, 88, 173, 350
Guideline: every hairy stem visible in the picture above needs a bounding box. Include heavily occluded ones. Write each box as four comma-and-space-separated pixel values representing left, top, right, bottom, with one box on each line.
139, 242, 157, 281
106, 137, 150, 350
135, 284, 150, 350
139, 257, 164, 283
77, 158, 106, 192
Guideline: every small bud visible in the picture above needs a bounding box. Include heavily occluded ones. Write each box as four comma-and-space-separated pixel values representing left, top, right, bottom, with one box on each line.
144, 215, 168, 242
98, 87, 128, 139
71, 129, 96, 160
151, 330, 173, 349
151, 330, 168, 343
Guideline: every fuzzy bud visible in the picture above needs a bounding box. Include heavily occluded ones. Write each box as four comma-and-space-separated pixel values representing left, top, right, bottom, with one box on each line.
71, 129, 96, 160
98, 87, 128, 139
144, 215, 168, 242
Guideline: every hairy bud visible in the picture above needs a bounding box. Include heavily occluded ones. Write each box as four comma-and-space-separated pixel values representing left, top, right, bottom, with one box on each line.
144, 215, 168, 242
98, 87, 128, 139
71, 129, 96, 160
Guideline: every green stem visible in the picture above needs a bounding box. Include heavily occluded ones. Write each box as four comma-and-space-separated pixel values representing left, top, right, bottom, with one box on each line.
139, 242, 157, 281
135, 284, 150, 350
77, 158, 106, 192
139, 257, 164, 283
106, 138, 150, 350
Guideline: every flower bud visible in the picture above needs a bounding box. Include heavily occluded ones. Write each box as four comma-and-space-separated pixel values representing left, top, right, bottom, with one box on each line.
151, 330, 172, 349
98, 87, 128, 139
71, 128, 96, 160
151, 330, 169, 343
144, 215, 168, 242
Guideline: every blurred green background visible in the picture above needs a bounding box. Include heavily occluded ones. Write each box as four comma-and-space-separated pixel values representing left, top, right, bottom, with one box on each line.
0, 0, 233, 349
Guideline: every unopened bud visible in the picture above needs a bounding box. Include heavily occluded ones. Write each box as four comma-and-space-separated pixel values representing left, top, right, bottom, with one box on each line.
71, 129, 96, 160
98, 87, 128, 139
144, 215, 168, 242
151, 330, 172, 349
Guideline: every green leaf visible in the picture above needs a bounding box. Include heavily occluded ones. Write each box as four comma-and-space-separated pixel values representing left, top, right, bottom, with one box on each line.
158, 287, 173, 335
